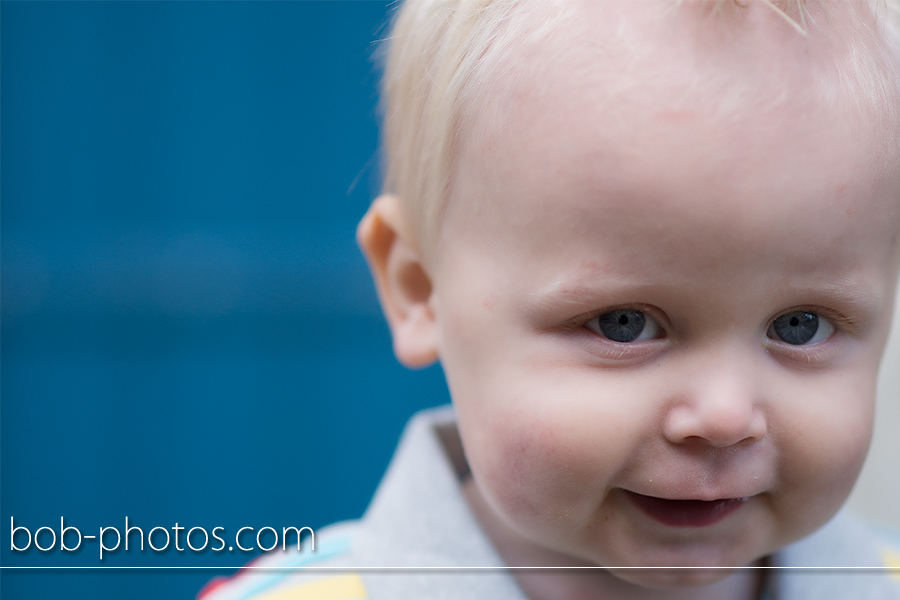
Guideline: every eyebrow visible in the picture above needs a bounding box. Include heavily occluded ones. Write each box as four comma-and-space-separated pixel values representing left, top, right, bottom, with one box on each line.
528, 271, 657, 312
531, 260, 676, 304
529, 269, 886, 327
804, 277, 887, 333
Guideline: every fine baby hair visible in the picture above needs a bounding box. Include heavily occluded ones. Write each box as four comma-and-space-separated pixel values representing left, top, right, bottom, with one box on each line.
378, 0, 900, 250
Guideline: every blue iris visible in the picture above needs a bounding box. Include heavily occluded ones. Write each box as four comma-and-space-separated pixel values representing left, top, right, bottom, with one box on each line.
597, 310, 647, 342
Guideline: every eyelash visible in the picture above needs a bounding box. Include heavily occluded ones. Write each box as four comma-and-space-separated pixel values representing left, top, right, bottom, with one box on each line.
762, 306, 856, 365
583, 309, 665, 343
766, 310, 834, 346
562, 305, 662, 333
562, 305, 670, 362
570, 305, 850, 363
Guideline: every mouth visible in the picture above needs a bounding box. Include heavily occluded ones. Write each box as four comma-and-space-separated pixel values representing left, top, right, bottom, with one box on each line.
624, 491, 749, 528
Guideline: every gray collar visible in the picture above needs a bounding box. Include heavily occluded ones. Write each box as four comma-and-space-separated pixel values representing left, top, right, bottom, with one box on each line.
354, 406, 899, 600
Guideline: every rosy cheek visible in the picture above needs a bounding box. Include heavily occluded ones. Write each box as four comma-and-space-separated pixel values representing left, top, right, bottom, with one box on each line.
774, 393, 872, 525
477, 420, 585, 523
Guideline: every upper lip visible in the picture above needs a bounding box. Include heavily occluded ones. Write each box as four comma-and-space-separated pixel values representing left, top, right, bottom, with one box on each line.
621, 488, 762, 502
625, 445, 774, 500
623, 491, 751, 527
629, 492, 750, 502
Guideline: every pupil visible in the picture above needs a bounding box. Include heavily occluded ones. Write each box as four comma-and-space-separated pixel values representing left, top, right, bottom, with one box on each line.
598, 310, 646, 343
773, 311, 818, 345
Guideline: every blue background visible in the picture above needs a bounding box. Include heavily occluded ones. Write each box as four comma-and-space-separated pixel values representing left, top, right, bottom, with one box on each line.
1, 1, 450, 597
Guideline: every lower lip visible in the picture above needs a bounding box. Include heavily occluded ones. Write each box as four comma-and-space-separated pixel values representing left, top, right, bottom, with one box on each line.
625, 491, 748, 527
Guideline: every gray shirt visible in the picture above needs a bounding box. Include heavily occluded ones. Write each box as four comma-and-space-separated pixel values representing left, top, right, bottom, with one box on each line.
201, 406, 900, 600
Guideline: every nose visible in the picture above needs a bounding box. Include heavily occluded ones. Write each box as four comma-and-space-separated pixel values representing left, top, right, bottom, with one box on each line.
663, 359, 768, 448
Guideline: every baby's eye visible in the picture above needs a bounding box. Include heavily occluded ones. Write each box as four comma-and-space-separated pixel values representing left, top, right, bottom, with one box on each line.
767, 310, 835, 345
585, 309, 661, 343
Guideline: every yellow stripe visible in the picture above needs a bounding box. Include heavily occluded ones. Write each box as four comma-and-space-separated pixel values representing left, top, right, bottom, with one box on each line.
883, 547, 900, 582
253, 574, 367, 600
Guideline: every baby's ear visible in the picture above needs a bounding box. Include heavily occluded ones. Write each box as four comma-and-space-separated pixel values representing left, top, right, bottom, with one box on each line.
357, 194, 439, 368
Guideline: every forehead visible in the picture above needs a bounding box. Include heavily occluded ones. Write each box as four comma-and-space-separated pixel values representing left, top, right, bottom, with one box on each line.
441, 0, 900, 273
458, 0, 900, 132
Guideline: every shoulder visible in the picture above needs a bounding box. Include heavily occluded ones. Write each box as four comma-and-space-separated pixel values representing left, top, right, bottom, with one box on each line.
196, 406, 526, 600
197, 521, 368, 600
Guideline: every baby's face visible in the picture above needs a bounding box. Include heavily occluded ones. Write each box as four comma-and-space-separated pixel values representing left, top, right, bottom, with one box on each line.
427, 0, 900, 587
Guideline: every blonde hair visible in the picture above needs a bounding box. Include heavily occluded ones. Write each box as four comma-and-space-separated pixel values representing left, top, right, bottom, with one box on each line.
377, 0, 900, 249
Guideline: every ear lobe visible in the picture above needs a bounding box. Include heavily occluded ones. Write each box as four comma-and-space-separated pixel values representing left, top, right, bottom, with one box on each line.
357, 194, 439, 368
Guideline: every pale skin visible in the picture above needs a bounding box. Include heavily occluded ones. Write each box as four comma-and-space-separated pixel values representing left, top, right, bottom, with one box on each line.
359, 2, 900, 599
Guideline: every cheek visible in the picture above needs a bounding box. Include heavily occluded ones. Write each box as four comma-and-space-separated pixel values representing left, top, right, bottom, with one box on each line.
460, 403, 623, 530
472, 422, 579, 528
480, 422, 565, 520
773, 376, 875, 532
796, 406, 872, 489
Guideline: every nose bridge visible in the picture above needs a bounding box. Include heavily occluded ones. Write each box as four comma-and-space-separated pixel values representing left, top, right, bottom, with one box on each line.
663, 342, 768, 448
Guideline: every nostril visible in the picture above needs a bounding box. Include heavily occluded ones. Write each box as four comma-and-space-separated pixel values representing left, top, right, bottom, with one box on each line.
664, 403, 767, 448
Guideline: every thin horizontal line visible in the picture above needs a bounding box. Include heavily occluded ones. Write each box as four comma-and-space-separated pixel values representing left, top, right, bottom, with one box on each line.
0, 566, 897, 572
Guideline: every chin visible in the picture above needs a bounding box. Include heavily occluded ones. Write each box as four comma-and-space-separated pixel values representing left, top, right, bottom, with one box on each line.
607, 565, 741, 589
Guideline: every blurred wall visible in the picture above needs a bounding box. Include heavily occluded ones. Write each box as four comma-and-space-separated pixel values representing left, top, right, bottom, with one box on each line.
2, 3, 450, 598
